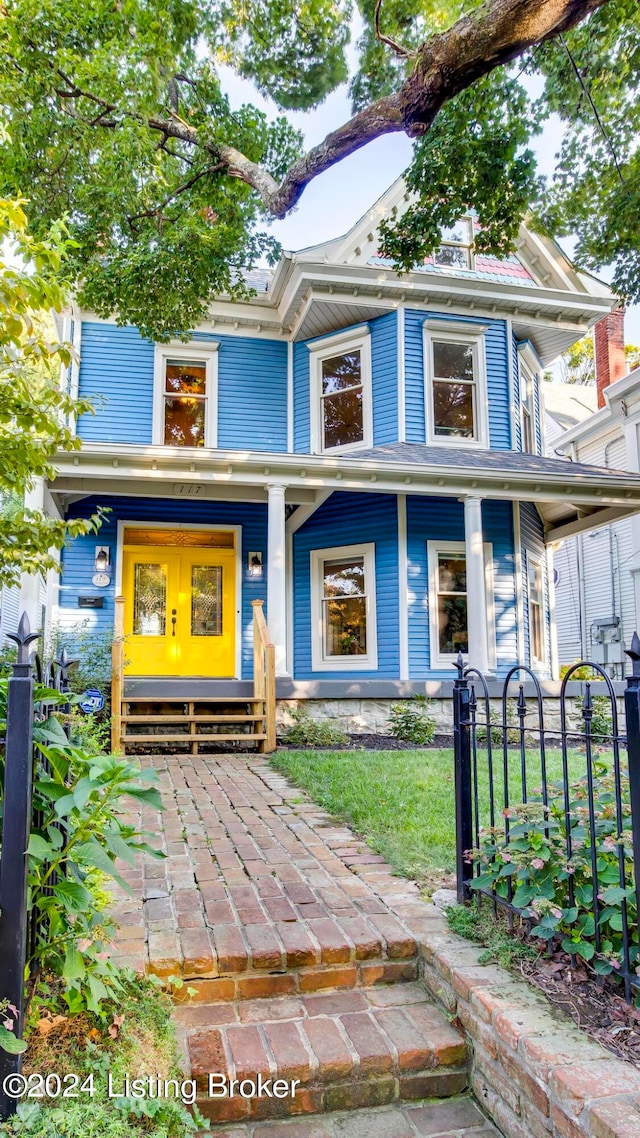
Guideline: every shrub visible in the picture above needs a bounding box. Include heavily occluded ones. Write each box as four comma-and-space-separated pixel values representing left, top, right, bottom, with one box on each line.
580, 695, 614, 743
48, 620, 118, 698
466, 759, 637, 977
281, 708, 349, 747
0, 679, 164, 1015
560, 662, 600, 681
387, 696, 435, 745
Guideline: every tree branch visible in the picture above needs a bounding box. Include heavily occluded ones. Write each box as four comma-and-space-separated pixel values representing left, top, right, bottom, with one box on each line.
56, 0, 614, 219
374, 0, 415, 59
127, 164, 225, 225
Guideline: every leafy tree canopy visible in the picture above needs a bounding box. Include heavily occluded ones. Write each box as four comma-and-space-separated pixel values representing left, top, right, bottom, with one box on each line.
549, 333, 640, 384
0, 198, 100, 587
0, 0, 637, 340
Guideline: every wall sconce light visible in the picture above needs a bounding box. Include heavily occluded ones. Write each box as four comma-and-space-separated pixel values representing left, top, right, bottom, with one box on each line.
94, 546, 111, 573
248, 551, 263, 578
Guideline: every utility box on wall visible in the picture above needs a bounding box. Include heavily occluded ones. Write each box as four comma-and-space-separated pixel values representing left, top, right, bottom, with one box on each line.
591, 616, 624, 665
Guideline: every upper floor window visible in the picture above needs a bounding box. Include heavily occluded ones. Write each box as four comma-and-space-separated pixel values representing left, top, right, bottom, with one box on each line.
521, 372, 535, 454
153, 342, 218, 448
435, 218, 474, 271
309, 328, 372, 454
423, 321, 488, 447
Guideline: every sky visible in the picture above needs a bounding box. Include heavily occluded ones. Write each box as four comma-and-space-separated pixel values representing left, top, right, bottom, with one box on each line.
218, 55, 640, 352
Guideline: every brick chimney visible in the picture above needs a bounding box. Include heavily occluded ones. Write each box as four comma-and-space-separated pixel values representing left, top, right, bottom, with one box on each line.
594, 308, 626, 408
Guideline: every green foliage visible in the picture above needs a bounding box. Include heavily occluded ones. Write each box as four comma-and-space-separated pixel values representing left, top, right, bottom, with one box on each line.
281, 708, 349, 746
0, 0, 639, 331
378, 71, 541, 271
387, 695, 436, 745
583, 695, 614, 742
65, 708, 111, 754
48, 620, 117, 697
4, 974, 206, 1136
0, 1000, 27, 1056
0, 680, 164, 1015
0, 199, 102, 586
559, 661, 601, 681
467, 761, 637, 978
446, 901, 537, 970
550, 333, 640, 385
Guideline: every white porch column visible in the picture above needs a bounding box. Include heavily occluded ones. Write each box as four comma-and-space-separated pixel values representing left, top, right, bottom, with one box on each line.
267, 483, 288, 675
463, 495, 491, 674
19, 476, 45, 630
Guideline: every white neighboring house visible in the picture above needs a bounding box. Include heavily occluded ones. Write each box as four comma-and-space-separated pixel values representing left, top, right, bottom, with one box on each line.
553, 313, 640, 676
0, 582, 20, 646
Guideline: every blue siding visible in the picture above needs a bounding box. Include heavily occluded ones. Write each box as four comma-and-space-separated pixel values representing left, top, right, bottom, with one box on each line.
193, 332, 287, 452
406, 496, 518, 679
294, 315, 397, 453
77, 322, 287, 451
58, 497, 267, 678
512, 332, 522, 452
519, 501, 550, 674
293, 340, 310, 452
77, 323, 154, 444
293, 492, 399, 678
404, 311, 512, 449
371, 313, 398, 444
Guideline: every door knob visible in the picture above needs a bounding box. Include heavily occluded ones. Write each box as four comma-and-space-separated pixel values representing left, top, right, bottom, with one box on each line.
171, 609, 177, 637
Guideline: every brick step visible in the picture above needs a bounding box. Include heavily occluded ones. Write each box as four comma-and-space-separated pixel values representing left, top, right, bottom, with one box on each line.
176, 983, 469, 1126
197, 1096, 496, 1137
159, 906, 418, 997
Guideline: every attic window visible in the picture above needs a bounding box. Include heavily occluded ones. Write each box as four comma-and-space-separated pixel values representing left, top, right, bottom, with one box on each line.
435, 218, 473, 271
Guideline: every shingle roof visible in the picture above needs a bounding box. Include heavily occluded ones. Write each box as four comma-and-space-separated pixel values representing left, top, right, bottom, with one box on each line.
367, 253, 537, 287
346, 442, 637, 482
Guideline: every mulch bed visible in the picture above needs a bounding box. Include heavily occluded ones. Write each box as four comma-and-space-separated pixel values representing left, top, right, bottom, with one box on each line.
519, 951, 640, 1067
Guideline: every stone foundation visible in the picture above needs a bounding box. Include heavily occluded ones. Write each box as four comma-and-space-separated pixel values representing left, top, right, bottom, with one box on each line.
275, 696, 625, 738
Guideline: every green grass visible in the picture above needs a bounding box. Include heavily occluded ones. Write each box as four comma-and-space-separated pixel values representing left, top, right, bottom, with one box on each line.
272, 747, 588, 890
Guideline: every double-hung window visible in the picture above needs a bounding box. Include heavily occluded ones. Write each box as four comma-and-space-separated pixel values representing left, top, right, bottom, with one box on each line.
434, 218, 474, 271
423, 321, 488, 446
527, 555, 545, 667
521, 366, 536, 454
309, 328, 372, 453
153, 343, 218, 448
427, 541, 495, 669
310, 543, 377, 671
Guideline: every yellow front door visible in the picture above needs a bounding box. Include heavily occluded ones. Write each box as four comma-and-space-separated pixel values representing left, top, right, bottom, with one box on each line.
123, 539, 236, 677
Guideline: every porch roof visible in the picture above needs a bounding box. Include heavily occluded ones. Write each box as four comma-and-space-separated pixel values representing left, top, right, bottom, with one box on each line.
51, 440, 640, 545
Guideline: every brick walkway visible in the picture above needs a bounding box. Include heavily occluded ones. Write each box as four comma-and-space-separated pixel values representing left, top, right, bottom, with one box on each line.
110, 755, 499, 1134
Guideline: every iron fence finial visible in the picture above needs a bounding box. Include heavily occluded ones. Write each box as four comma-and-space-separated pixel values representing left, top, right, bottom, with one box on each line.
6, 612, 40, 666
453, 651, 465, 682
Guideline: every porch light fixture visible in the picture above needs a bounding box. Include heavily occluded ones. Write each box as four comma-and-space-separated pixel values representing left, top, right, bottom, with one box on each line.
94, 546, 111, 573
248, 551, 263, 578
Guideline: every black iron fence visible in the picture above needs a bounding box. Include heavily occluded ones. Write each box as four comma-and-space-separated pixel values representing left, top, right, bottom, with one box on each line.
454, 638, 640, 1004
0, 614, 71, 1118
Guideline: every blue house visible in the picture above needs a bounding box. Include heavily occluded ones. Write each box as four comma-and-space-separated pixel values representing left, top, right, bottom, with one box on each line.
45, 179, 640, 747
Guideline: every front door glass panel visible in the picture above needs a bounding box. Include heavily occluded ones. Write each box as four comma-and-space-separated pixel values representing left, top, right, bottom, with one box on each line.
133, 563, 167, 636
191, 565, 223, 636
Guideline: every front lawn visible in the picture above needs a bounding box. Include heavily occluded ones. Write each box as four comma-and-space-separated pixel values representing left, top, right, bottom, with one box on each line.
272, 747, 586, 891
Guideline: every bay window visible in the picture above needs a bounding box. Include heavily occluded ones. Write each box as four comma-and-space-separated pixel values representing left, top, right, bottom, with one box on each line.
423, 321, 488, 447
309, 328, 372, 453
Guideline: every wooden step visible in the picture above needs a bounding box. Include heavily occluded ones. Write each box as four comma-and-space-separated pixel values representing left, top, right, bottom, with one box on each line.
176, 983, 468, 1125
123, 696, 264, 704
121, 714, 265, 724
120, 732, 267, 743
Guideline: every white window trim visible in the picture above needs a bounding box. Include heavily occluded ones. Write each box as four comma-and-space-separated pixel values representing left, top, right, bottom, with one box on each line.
526, 550, 547, 671
434, 217, 475, 272
310, 542, 378, 672
427, 540, 496, 670
520, 359, 536, 455
153, 341, 219, 448
308, 328, 373, 455
423, 320, 489, 449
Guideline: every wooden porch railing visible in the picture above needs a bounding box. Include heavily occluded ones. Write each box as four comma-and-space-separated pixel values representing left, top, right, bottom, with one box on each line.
252, 599, 277, 753
111, 595, 125, 752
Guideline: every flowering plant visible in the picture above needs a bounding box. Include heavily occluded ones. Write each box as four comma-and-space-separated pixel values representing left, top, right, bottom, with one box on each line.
466, 760, 638, 976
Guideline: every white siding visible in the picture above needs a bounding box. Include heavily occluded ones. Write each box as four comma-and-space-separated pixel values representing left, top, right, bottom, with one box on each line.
0, 584, 20, 643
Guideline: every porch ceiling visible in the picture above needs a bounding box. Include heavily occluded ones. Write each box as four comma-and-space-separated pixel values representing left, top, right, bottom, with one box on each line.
52, 441, 640, 545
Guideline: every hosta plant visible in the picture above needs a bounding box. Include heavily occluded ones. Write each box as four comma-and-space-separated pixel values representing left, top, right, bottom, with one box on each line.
467, 760, 638, 979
